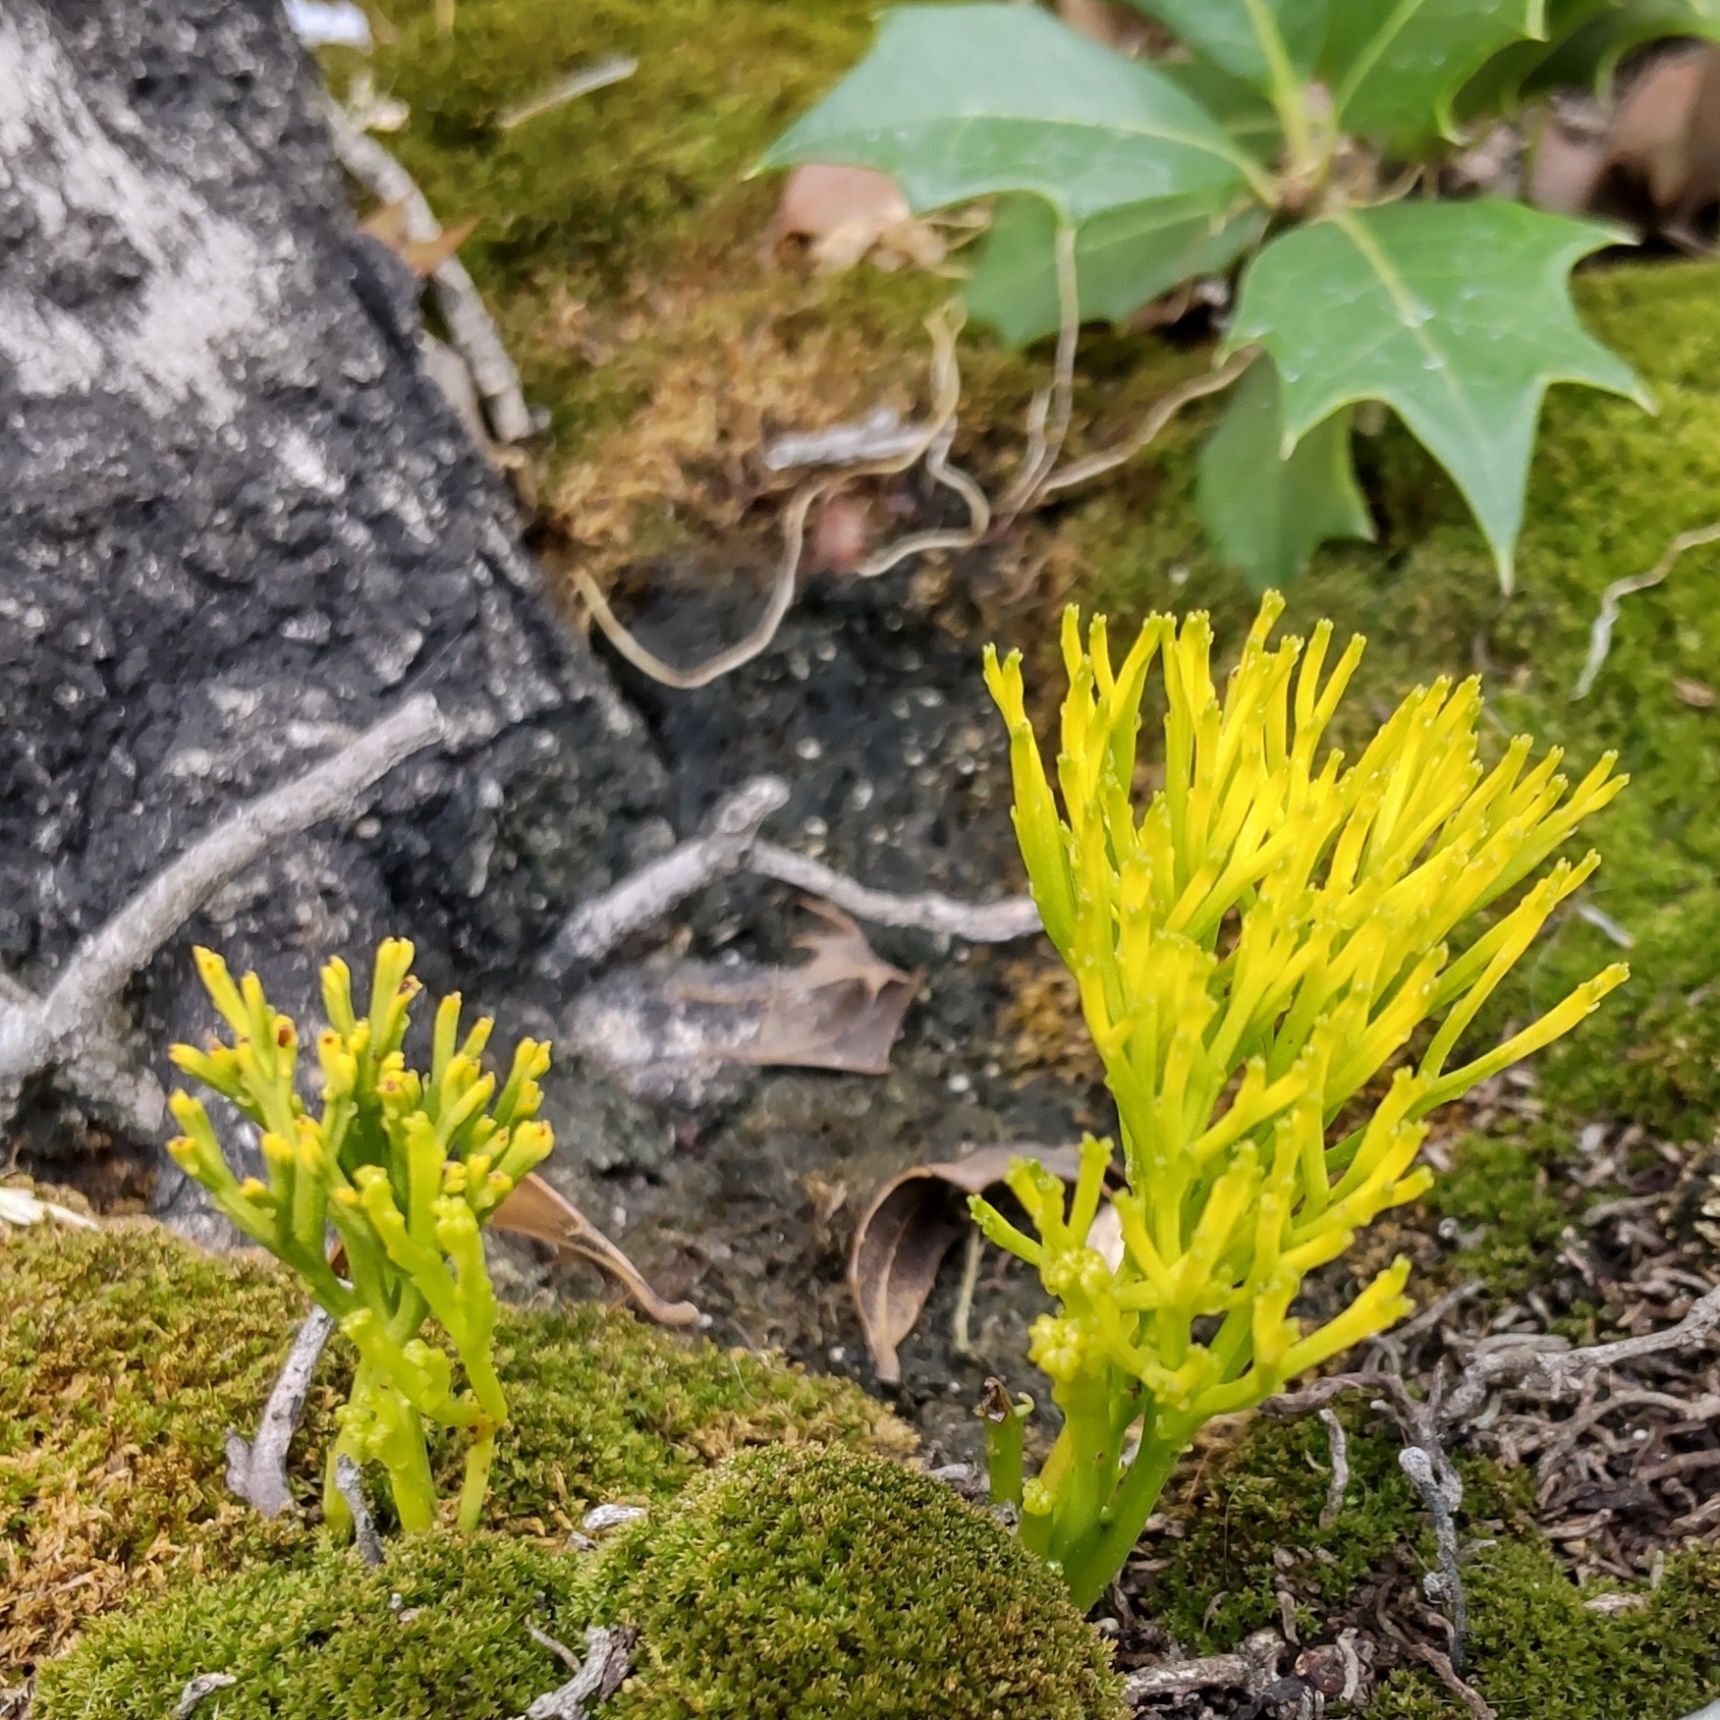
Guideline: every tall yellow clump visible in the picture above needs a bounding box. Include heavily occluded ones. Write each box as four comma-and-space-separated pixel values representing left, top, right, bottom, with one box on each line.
975, 595, 1626, 1606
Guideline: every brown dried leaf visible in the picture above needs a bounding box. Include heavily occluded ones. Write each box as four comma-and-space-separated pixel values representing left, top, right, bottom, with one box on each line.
358, 200, 479, 276
1055, 0, 1163, 53
773, 163, 947, 273
1604, 46, 1720, 230
492, 1173, 703, 1328
849, 1142, 1090, 1384
740, 903, 920, 1074
1674, 676, 1717, 709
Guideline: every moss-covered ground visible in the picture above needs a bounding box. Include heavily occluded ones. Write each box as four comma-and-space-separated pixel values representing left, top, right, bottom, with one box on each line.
1, 1219, 906, 1672
34, 1448, 1124, 1719
40, 2, 1707, 1711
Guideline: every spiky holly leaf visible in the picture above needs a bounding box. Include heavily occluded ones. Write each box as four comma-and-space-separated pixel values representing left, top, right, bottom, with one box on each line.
967, 195, 1266, 345
1228, 199, 1647, 589
1322, 0, 1544, 146
1122, 0, 1329, 92
760, 3, 1262, 221
1197, 359, 1373, 592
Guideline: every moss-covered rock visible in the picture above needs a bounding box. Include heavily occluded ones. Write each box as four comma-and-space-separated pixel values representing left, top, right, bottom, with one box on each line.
583, 1446, 1124, 1717
35, 1449, 1123, 1720
30, 1534, 584, 1719
1, 1219, 906, 1669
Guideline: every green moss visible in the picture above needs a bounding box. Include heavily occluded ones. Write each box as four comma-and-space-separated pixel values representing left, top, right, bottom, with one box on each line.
1419, 1122, 1575, 1295
1136, 1410, 1720, 1717
1378, 1540, 1720, 1718
578, 1446, 1125, 1718
337, 0, 1044, 567
1140, 1409, 1532, 1651
2, 1221, 904, 1669
0, 1221, 319, 1667
37, 1450, 1123, 1720
32, 1533, 585, 1720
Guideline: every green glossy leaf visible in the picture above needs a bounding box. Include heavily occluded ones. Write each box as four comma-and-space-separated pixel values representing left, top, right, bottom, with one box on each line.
1228, 199, 1648, 588
1197, 359, 1374, 592
967, 195, 1267, 346
1322, 0, 1544, 145
760, 3, 1263, 222
1454, 0, 1608, 117
1157, 57, 1284, 152
1123, 0, 1328, 91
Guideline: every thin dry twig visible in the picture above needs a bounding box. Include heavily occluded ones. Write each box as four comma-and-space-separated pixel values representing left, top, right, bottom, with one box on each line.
1403, 1639, 1496, 1720
1318, 1406, 1351, 1530
324, 98, 534, 443
1440, 1282, 1720, 1425
225, 1306, 336, 1518
0, 696, 444, 1110
1573, 521, 1720, 699
334, 1455, 384, 1567
1120, 1630, 1283, 1702
762, 407, 928, 472
1039, 346, 1258, 495
172, 1673, 238, 1719
499, 56, 636, 130
540, 774, 1040, 977
570, 304, 968, 691
1400, 1446, 1470, 1672
747, 840, 1038, 941
516, 1626, 635, 1720
996, 220, 1080, 518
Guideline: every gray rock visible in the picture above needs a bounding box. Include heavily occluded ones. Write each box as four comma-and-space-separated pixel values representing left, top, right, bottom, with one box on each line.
0, 0, 666, 1210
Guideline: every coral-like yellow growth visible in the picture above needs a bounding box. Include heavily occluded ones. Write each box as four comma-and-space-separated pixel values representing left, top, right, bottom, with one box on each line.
168, 940, 555, 1536
975, 596, 1626, 1606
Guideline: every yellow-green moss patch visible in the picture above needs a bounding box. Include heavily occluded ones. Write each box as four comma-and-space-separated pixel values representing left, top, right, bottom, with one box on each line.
1, 1220, 905, 1670
38, 1450, 1124, 1720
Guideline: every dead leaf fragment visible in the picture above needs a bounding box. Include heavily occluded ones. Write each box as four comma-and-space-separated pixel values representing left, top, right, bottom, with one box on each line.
1605, 45, 1720, 234
492, 1173, 704, 1328
1055, 0, 1163, 52
738, 901, 920, 1074
773, 164, 947, 273
360, 200, 479, 277
1674, 676, 1716, 709
850, 1142, 1093, 1384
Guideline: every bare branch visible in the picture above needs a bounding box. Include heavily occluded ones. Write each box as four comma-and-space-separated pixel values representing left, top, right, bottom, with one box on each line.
1121, 1630, 1282, 1703
1400, 1446, 1470, 1673
540, 772, 1041, 977
225, 1306, 336, 1518
748, 841, 1038, 941
172, 1673, 238, 1719
1317, 1406, 1350, 1530
542, 778, 792, 973
324, 99, 533, 444
517, 1625, 635, 1720
1440, 1283, 1720, 1426
762, 407, 927, 472
0, 695, 444, 1097
334, 1454, 384, 1567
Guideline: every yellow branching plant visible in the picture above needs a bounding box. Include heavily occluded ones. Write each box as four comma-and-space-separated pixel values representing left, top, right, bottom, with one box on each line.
975, 596, 1627, 1607
166, 939, 554, 1537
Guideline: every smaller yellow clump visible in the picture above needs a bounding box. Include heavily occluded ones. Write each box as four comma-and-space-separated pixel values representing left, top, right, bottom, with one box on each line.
168, 939, 555, 1536
974, 595, 1626, 1607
